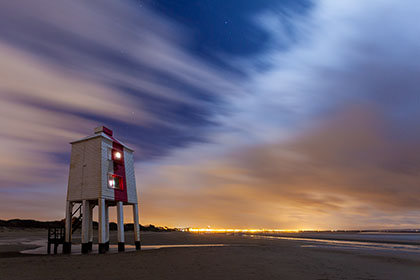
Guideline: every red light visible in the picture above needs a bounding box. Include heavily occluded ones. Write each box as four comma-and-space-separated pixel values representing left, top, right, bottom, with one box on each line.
108, 173, 123, 190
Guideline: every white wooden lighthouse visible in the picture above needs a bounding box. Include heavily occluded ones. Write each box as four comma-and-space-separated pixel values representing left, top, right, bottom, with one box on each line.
64, 126, 140, 254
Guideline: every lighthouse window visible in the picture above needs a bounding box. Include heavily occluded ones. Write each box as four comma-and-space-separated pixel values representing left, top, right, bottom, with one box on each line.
112, 149, 123, 162
108, 173, 123, 190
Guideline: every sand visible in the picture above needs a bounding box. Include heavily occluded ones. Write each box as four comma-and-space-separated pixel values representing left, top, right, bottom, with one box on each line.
1, 229, 420, 279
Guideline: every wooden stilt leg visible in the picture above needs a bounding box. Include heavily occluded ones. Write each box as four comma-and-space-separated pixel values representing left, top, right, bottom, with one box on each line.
133, 203, 141, 250
117, 201, 125, 252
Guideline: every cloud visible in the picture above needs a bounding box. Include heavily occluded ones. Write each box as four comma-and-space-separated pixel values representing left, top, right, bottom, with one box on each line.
0, 0, 240, 197
1, 0, 419, 229
139, 104, 420, 229
138, 0, 420, 229
225, 0, 420, 139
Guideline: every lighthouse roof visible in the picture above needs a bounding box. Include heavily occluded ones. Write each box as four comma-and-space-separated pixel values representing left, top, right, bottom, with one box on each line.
70, 126, 134, 152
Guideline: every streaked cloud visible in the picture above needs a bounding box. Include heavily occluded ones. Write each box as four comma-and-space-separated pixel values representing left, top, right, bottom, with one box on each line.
140, 104, 420, 229
139, 0, 420, 229
0, 0, 241, 201
1, 0, 420, 229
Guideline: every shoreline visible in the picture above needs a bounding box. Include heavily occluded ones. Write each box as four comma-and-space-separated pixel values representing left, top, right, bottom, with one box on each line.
243, 232, 420, 246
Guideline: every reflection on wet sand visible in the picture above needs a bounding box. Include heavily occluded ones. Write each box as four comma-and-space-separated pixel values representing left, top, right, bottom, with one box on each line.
20, 240, 228, 255
246, 234, 420, 253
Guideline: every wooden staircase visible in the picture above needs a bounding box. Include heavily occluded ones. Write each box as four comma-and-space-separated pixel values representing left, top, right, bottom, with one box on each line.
47, 203, 83, 254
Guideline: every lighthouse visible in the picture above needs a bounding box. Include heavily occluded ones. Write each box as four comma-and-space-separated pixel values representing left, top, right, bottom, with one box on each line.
64, 126, 140, 254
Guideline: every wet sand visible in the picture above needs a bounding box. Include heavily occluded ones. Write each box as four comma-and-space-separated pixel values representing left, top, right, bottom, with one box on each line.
1, 229, 420, 279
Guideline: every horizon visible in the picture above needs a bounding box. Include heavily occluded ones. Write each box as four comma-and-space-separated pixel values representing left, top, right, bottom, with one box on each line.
1, 0, 420, 230
4, 218, 420, 232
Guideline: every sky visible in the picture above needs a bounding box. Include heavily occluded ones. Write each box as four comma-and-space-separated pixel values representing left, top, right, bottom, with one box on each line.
1, 0, 420, 230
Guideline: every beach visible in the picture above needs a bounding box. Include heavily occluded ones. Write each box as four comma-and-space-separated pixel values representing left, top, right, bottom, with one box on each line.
1, 229, 420, 279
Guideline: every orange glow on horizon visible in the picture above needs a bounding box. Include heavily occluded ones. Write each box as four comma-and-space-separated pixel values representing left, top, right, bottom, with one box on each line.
186, 228, 319, 233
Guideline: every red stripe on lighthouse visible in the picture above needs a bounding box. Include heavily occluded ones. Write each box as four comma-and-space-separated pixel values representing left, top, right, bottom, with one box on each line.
111, 140, 128, 203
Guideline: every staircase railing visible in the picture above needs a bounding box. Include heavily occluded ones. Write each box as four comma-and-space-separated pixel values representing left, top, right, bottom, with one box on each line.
47, 226, 65, 254
47, 202, 83, 254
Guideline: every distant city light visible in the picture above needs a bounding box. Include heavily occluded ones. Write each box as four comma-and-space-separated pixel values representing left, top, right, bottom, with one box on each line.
187, 228, 316, 233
